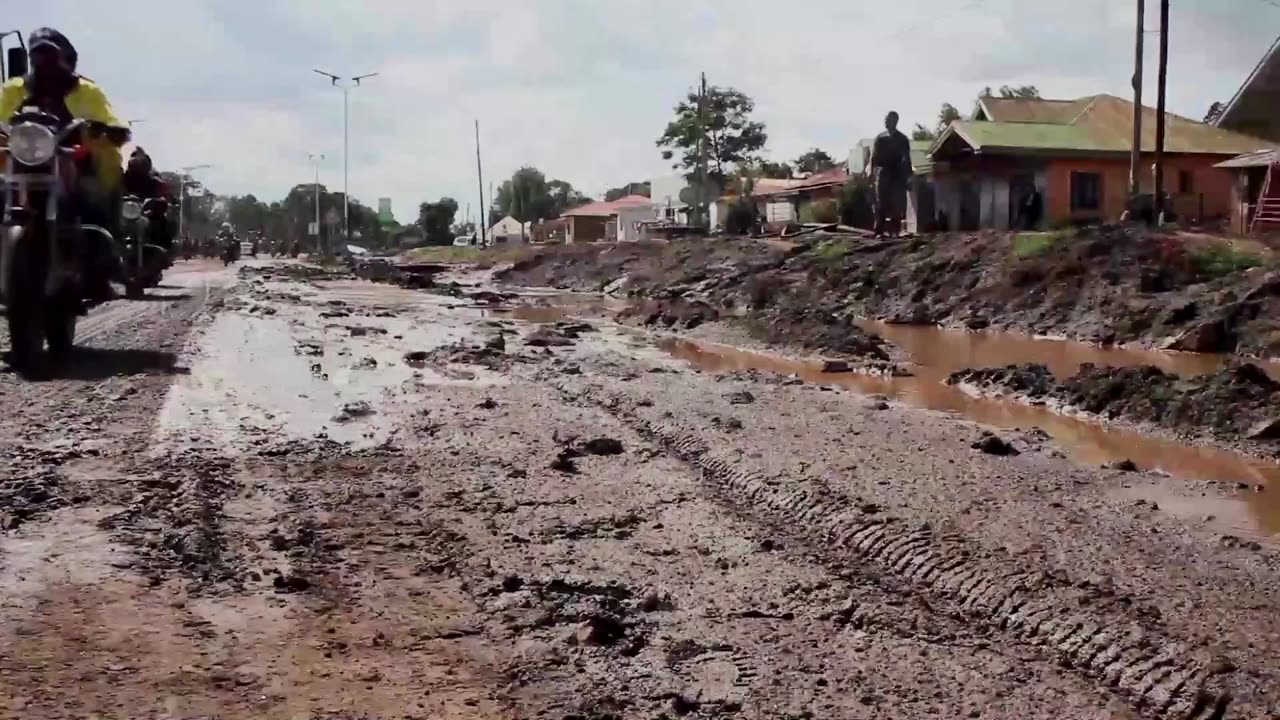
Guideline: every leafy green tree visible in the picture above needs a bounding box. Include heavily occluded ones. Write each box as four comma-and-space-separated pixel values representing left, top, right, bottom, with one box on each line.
657, 85, 768, 185
793, 148, 836, 175
495, 167, 589, 221
604, 181, 651, 202
417, 197, 459, 245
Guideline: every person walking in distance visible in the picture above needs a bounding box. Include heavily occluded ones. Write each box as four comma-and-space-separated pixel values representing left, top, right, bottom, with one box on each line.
868, 110, 912, 237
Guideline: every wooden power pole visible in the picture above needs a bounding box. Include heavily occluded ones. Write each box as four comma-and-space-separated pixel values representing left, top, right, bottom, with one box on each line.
1129, 0, 1145, 199
696, 72, 710, 230
1153, 0, 1170, 223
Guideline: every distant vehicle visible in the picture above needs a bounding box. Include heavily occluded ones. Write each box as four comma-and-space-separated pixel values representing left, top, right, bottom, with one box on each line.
452, 235, 476, 247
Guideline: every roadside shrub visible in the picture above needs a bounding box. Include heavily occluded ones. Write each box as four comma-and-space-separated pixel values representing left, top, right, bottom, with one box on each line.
800, 199, 840, 225
838, 177, 874, 229
724, 198, 758, 235
1189, 245, 1263, 278
1011, 231, 1061, 258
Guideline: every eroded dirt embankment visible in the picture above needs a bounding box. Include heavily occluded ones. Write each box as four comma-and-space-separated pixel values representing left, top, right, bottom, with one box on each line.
498, 228, 1280, 359
950, 361, 1280, 449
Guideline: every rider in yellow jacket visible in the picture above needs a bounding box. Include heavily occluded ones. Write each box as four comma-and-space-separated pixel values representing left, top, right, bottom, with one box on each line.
0, 28, 129, 300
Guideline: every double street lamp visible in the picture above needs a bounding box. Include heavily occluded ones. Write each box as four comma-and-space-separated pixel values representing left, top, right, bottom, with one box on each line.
313, 69, 377, 249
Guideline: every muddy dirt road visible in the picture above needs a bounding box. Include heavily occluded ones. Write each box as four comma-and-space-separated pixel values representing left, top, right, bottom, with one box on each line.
2, 259, 1279, 719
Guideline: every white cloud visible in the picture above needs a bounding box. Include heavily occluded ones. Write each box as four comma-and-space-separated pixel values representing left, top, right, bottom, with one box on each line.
9, 0, 1278, 224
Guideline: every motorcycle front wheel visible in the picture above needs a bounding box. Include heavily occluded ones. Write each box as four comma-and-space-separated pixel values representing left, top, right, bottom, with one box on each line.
5, 224, 51, 375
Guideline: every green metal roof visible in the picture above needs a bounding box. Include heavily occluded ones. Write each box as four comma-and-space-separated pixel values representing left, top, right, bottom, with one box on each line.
952, 121, 1109, 152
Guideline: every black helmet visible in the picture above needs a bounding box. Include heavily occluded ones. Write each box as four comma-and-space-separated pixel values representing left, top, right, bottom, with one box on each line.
28, 28, 77, 71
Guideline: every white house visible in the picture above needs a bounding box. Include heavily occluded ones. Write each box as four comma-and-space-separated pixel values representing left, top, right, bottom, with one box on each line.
615, 203, 656, 242
489, 215, 528, 244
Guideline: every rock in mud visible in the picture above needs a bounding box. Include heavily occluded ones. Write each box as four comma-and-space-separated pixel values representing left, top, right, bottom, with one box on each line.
1109, 458, 1139, 472
525, 327, 575, 348
581, 438, 624, 456
484, 334, 506, 352
725, 390, 756, 405
272, 574, 311, 593
1246, 418, 1280, 440
333, 401, 375, 423
821, 360, 853, 373
972, 432, 1019, 456
1162, 319, 1235, 353
571, 614, 627, 646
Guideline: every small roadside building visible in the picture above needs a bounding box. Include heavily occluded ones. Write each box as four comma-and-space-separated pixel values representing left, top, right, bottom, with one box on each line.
489, 215, 528, 244
927, 94, 1274, 230
561, 195, 653, 243
1215, 149, 1280, 235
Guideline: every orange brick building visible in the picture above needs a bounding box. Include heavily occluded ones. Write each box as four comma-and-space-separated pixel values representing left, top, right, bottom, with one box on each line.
926, 94, 1274, 230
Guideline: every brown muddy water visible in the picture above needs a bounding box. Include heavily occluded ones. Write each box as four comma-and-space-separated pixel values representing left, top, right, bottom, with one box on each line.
862, 320, 1280, 381
655, 331, 1280, 539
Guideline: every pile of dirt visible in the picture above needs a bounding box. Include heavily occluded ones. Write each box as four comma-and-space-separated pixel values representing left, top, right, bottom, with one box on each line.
498, 231, 1280, 359
950, 362, 1280, 445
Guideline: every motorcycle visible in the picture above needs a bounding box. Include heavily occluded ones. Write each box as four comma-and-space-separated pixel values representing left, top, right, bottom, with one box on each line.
221, 235, 240, 266
119, 195, 169, 298
0, 108, 124, 373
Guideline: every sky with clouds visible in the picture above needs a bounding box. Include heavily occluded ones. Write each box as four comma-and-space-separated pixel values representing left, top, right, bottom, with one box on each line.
10, 0, 1279, 224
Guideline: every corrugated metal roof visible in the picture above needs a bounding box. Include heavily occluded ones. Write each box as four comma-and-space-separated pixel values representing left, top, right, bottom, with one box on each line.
942, 94, 1275, 157
1215, 34, 1280, 143
1216, 149, 1280, 168
975, 96, 1092, 124
562, 194, 652, 217
951, 121, 1108, 152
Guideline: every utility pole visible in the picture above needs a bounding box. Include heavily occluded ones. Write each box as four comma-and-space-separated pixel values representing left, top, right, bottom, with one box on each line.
309, 153, 325, 254
695, 72, 709, 229
1129, 0, 1145, 199
475, 119, 487, 246
1153, 0, 1170, 224
315, 70, 377, 252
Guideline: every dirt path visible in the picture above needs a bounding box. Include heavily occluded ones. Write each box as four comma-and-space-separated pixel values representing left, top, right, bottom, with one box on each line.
1, 260, 1278, 719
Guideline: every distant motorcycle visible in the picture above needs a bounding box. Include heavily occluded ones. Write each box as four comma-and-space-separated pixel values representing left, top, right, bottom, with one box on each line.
221, 236, 240, 266
119, 195, 169, 298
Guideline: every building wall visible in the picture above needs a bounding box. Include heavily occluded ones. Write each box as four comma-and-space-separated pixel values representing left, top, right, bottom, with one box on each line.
1043, 154, 1236, 224
566, 216, 608, 244
649, 174, 690, 218
615, 206, 656, 242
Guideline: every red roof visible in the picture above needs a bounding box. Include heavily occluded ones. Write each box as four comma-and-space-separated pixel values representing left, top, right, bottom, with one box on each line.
562, 194, 653, 217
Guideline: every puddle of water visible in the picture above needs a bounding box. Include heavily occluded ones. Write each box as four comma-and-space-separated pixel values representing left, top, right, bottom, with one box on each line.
155, 279, 504, 453
656, 337, 1280, 536
863, 320, 1280, 381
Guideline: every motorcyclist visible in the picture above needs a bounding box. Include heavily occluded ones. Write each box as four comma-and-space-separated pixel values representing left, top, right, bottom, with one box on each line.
217, 222, 239, 262
122, 147, 173, 252
0, 28, 130, 302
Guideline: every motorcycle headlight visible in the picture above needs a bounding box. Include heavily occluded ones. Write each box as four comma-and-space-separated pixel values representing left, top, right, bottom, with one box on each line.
7, 122, 57, 166
121, 201, 143, 221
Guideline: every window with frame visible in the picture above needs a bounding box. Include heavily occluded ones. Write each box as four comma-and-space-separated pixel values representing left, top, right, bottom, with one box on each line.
1178, 170, 1193, 194
1070, 171, 1101, 212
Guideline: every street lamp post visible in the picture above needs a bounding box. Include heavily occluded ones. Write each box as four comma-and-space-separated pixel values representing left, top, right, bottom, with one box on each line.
177, 163, 213, 242
313, 69, 377, 253
308, 153, 325, 254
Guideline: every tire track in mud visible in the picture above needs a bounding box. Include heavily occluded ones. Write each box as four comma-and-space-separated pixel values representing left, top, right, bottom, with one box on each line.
551, 379, 1245, 720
